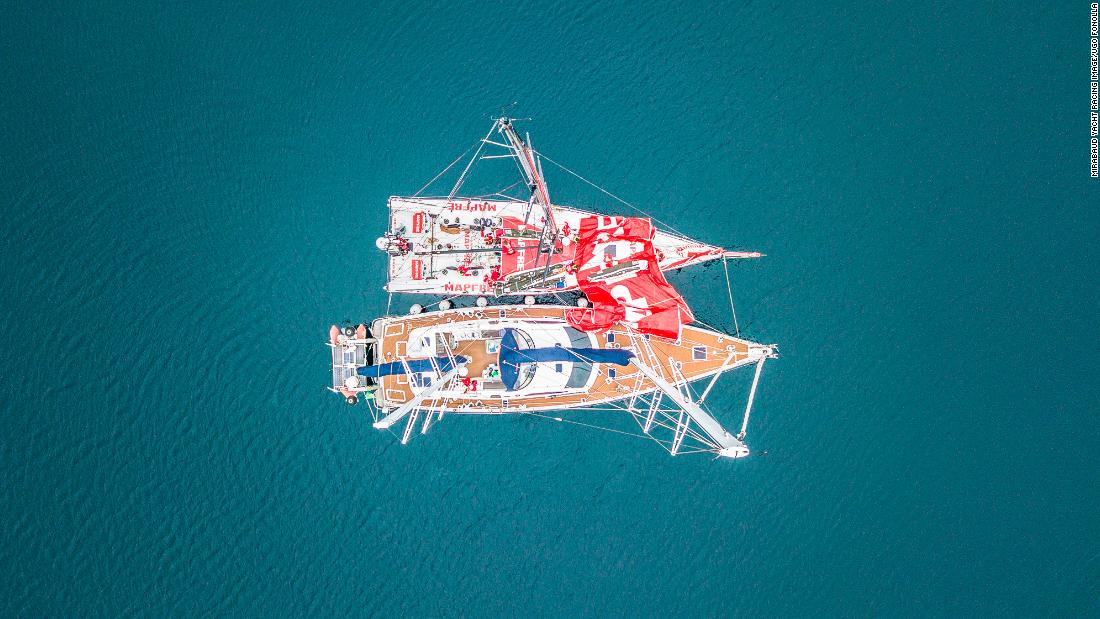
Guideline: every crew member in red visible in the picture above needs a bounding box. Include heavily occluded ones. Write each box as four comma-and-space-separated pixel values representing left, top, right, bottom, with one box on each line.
482, 227, 504, 246
481, 266, 502, 287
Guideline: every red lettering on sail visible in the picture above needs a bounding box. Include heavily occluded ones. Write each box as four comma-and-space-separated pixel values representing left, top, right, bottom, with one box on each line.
566, 216, 693, 341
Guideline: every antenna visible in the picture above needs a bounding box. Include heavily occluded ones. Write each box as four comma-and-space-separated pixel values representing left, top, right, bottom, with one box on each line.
495, 101, 519, 120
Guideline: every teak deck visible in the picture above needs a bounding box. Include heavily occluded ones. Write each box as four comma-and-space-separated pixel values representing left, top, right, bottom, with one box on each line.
371, 305, 756, 413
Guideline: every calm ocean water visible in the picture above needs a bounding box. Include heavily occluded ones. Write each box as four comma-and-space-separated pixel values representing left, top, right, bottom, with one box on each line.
2, 1, 1097, 615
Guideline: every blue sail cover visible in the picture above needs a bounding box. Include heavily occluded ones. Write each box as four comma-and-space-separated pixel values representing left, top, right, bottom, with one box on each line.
357, 355, 470, 378
499, 328, 634, 391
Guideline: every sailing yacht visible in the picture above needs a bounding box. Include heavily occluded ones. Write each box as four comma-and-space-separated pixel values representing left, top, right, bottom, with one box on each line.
379, 118, 761, 296
330, 116, 777, 459
329, 305, 776, 458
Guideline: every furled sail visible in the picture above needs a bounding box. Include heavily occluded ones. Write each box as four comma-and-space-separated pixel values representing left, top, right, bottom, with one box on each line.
357, 355, 470, 377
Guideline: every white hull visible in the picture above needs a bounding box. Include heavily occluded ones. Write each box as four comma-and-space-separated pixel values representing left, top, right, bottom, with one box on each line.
384, 196, 744, 295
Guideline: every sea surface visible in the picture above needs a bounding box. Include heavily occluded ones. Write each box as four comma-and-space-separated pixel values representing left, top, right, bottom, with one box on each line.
2, 1, 1097, 616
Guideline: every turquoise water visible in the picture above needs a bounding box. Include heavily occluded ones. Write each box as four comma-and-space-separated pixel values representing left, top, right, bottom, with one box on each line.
2, 1, 1097, 615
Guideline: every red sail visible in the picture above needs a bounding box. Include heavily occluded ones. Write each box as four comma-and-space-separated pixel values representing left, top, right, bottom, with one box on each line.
566, 216, 694, 340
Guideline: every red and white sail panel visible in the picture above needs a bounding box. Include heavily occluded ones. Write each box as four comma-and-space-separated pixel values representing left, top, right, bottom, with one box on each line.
566, 216, 694, 340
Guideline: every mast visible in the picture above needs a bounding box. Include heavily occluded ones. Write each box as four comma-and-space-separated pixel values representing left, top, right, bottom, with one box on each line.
498, 118, 557, 233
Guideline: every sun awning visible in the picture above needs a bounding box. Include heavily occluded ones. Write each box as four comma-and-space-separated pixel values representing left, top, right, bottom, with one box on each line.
498, 328, 634, 391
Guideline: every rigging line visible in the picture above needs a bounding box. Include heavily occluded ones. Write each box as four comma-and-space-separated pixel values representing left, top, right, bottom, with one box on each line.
534, 150, 688, 238
723, 256, 741, 336
537, 406, 640, 413
397, 197, 459, 208
630, 292, 687, 310
472, 180, 525, 200
362, 398, 380, 423
520, 411, 659, 443
674, 446, 719, 456
687, 315, 738, 340
629, 411, 717, 452
450, 121, 500, 199
414, 141, 479, 197
639, 401, 716, 446
564, 355, 718, 446
442, 406, 642, 415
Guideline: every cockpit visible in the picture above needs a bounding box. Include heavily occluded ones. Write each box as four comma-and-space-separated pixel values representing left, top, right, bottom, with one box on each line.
403, 322, 616, 396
